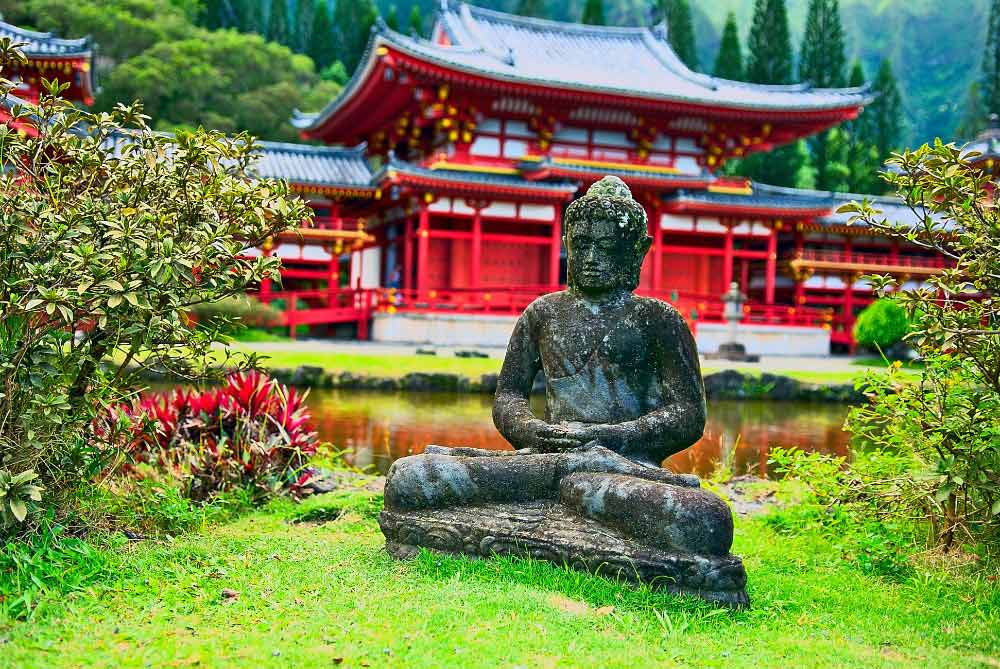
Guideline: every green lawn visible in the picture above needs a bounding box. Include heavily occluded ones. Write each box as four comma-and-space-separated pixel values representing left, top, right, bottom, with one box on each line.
3, 490, 997, 668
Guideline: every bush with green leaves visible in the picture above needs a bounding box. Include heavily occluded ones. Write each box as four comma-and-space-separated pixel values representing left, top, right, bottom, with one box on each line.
189, 295, 281, 333
840, 140, 1000, 551
0, 39, 309, 535
852, 297, 912, 352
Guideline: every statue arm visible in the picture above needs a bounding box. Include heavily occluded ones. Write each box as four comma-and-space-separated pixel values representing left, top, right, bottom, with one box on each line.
493, 305, 585, 452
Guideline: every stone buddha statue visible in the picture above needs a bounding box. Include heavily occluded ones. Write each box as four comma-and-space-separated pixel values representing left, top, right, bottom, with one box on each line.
379, 176, 748, 608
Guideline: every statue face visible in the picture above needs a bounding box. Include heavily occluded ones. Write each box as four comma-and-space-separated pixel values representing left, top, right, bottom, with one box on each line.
565, 214, 648, 295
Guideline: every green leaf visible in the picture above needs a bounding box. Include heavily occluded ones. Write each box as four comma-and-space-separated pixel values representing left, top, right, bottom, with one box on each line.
9, 498, 27, 522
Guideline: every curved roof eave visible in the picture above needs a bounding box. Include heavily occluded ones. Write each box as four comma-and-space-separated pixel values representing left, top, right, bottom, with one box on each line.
294, 25, 871, 138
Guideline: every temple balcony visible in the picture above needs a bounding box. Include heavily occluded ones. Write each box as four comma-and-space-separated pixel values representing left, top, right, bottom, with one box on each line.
788, 249, 951, 276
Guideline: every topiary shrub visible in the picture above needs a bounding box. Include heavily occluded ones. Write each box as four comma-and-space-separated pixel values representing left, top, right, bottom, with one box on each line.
190, 296, 281, 333
852, 298, 911, 352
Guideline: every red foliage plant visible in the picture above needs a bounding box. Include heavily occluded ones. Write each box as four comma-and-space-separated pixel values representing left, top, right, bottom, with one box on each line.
107, 371, 319, 501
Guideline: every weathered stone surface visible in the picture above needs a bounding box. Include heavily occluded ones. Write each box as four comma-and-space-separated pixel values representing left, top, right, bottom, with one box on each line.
381, 176, 749, 607
379, 501, 749, 608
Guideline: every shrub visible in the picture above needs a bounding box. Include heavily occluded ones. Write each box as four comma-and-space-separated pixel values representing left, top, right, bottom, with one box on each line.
0, 40, 310, 535
189, 296, 281, 333
852, 298, 911, 351
113, 371, 319, 502
841, 140, 1000, 551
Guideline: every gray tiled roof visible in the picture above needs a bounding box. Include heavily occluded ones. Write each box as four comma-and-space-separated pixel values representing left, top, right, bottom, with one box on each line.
667, 181, 929, 229
251, 142, 374, 189
0, 20, 91, 56
295, 2, 871, 132
963, 128, 1000, 163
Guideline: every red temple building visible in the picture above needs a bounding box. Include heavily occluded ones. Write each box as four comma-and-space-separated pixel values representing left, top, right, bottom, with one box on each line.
0, 20, 94, 105
0, 7, 950, 353
264, 2, 944, 353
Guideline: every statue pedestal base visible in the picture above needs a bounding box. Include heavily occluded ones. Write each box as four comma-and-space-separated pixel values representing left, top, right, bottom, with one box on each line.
379, 501, 750, 609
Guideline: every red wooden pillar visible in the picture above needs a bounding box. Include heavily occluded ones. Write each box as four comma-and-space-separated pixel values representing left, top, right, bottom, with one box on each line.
793, 229, 805, 305
722, 222, 735, 289
765, 224, 778, 304
416, 203, 430, 296
403, 216, 414, 292
259, 239, 274, 303
651, 202, 663, 294
549, 206, 562, 288
471, 207, 483, 289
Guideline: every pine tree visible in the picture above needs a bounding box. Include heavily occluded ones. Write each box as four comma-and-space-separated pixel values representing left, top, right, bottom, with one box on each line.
957, 82, 989, 140
662, 0, 698, 70
408, 4, 423, 37
334, 0, 377, 73
267, 0, 290, 46
865, 59, 903, 161
515, 0, 547, 19
386, 4, 400, 32
713, 12, 742, 80
724, 141, 810, 188
246, 0, 266, 34
745, 0, 794, 85
293, 0, 314, 53
983, 0, 1000, 118
843, 61, 882, 193
799, 0, 846, 87
581, 0, 605, 26
308, 0, 337, 70
799, 0, 847, 190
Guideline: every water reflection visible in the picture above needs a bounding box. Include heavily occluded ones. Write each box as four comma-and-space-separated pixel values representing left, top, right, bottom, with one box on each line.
305, 390, 852, 478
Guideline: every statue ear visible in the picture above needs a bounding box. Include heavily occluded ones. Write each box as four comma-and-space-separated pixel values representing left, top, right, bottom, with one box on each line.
639, 234, 653, 257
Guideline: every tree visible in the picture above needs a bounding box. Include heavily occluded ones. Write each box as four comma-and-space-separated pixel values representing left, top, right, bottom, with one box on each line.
799, 0, 847, 190
745, 0, 794, 85
267, 0, 289, 45
983, 0, 1000, 118
713, 11, 742, 80
842, 61, 883, 193
385, 4, 400, 32
0, 40, 307, 532
515, 0, 547, 19
863, 59, 904, 162
95, 29, 327, 142
408, 4, 423, 36
293, 0, 314, 52
581, 0, 605, 26
333, 0, 377, 73
843, 142, 1000, 549
957, 82, 989, 140
308, 0, 336, 71
662, 0, 698, 70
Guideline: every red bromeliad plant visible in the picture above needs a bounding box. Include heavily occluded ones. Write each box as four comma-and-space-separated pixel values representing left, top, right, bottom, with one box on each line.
119, 372, 318, 501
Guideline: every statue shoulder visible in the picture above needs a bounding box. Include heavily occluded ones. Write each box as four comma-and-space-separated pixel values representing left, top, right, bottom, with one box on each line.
632, 295, 687, 328
521, 290, 569, 318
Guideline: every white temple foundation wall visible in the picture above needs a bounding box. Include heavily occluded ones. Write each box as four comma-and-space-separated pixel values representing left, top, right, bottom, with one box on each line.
694, 323, 831, 357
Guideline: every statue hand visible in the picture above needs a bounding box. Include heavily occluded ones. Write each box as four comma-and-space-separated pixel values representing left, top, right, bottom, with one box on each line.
572, 423, 625, 451
529, 421, 590, 452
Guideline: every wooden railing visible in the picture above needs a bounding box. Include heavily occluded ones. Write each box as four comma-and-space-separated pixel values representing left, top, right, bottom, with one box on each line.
794, 249, 949, 270
250, 285, 836, 340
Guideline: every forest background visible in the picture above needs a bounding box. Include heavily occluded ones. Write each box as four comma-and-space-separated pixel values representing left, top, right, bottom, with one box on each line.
0, 0, 991, 194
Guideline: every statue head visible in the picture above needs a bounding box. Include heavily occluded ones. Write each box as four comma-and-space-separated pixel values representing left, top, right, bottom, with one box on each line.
563, 176, 651, 296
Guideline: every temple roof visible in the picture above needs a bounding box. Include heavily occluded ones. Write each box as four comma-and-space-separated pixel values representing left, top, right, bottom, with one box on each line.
665, 182, 923, 230
294, 2, 870, 136
963, 127, 1000, 164
250, 142, 374, 190
376, 157, 579, 198
0, 20, 92, 57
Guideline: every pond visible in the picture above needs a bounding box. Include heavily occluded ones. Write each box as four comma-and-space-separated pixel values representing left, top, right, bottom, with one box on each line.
304, 390, 852, 479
